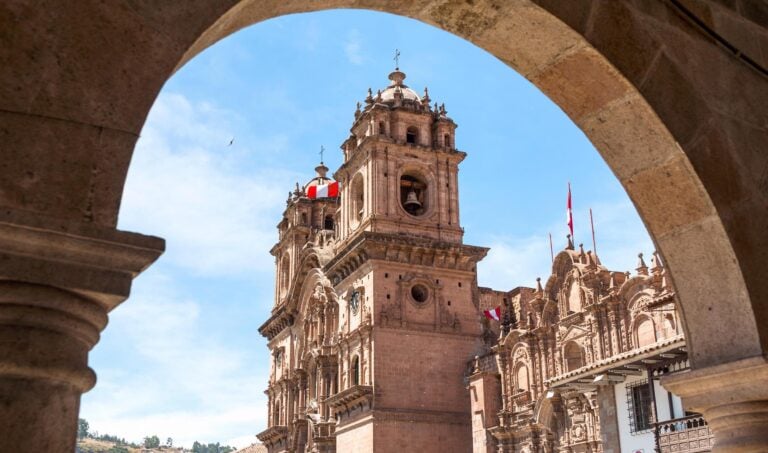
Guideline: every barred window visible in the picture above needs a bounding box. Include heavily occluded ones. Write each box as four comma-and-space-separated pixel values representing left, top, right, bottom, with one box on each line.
626, 379, 653, 433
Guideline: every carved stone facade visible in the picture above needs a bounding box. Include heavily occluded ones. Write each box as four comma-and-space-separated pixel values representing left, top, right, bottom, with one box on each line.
256, 68, 705, 453
470, 245, 705, 453
257, 68, 489, 453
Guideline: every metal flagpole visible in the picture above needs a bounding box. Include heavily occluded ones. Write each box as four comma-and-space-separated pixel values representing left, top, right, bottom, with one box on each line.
590, 208, 597, 257
549, 233, 554, 264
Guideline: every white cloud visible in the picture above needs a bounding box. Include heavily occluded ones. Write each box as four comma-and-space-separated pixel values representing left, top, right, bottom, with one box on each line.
344, 29, 365, 65
119, 93, 294, 277
478, 200, 654, 290
83, 274, 268, 448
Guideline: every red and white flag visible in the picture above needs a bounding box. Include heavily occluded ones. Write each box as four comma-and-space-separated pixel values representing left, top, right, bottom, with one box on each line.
483, 306, 501, 321
306, 181, 339, 199
566, 182, 574, 238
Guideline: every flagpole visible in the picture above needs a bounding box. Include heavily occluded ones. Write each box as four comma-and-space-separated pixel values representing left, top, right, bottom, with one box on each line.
549, 232, 554, 264
567, 182, 574, 244
590, 208, 597, 257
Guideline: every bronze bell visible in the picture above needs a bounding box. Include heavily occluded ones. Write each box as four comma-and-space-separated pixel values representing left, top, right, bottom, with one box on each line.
404, 189, 422, 209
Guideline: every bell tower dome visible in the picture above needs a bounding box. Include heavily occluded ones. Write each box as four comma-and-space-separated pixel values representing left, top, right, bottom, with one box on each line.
335, 68, 465, 245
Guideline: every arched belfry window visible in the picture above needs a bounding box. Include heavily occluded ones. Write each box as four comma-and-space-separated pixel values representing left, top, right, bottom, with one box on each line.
279, 256, 290, 297
444, 133, 451, 149
324, 215, 334, 230
352, 356, 360, 386
273, 400, 281, 426
379, 121, 386, 136
350, 175, 364, 228
399, 173, 428, 217
406, 126, 418, 144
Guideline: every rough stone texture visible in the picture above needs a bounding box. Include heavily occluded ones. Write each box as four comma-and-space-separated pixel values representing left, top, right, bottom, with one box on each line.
1, 0, 767, 450
597, 384, 621, 453
664, 356, 768, 453
0, 209, 163, 453
469, 371, 501, 453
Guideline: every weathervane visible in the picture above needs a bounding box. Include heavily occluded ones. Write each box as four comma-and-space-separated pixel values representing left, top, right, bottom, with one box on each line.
320, 145, 325, 164
394, 49, 400, 70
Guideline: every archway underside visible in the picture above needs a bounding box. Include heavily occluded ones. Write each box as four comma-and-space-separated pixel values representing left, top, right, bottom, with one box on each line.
1, 0, 767, 451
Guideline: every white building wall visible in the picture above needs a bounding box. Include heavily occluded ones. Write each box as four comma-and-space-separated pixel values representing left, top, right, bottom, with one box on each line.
614, 372, 684, 453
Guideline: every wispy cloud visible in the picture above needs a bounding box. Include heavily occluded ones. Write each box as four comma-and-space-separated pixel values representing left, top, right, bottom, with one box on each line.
478, 201, 654, 290
119, 93, 293, 277
344, 29, 365, 65
84, 274, 268, 448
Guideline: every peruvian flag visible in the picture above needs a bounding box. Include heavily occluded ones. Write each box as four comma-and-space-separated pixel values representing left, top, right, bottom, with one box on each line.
483, 306, 501, 321
566, 182, 574, 238
306, 181, 339, 199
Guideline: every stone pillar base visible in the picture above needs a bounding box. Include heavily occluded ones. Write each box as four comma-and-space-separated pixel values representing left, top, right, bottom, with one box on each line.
0, 210, 163, 452
662, 356, 768, 453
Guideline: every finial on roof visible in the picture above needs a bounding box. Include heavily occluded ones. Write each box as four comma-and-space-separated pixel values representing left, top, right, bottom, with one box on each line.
566, 234, 575, 250
609, 273, 616, 290
422, 87, 431, 104
651, 250, 663, 275
661, 268, 669, 290
536, 277, 543, 293
355, 101, 362, 118
579, 243, 585, 259
365, 88, 373, 104
636, 252, 648, 275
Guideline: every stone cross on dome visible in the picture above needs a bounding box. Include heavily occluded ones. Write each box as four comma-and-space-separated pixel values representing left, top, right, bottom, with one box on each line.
394, 48, 400, 70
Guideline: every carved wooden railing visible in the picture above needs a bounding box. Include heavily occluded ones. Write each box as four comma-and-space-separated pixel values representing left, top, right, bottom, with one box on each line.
654, 415, 714, 453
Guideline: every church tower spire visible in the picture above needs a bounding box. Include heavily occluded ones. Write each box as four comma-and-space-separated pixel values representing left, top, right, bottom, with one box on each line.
335, 67, 464, 245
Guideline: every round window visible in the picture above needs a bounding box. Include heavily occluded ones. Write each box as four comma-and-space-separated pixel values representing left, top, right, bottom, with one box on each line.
411, 284, 429, 303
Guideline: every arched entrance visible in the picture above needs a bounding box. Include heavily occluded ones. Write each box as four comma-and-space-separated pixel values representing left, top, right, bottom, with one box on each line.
1, 1, 766, 451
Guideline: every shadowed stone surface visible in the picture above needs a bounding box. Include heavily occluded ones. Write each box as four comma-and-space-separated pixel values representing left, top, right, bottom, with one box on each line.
1, 0, 766, 450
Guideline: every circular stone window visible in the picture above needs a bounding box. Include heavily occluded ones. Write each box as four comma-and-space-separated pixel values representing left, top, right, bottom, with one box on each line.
411, 284, 429, 303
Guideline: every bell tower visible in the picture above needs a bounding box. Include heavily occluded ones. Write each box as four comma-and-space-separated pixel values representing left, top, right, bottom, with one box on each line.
258, 66, 490, 453
324, 68, 489, 452
335, 67, 465, 245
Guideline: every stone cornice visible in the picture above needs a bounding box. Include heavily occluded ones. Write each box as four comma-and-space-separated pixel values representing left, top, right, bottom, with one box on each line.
258, 306, 294, 340
255, 425, 288, 444
0, 209, 164, 308
326, 231, 488, 283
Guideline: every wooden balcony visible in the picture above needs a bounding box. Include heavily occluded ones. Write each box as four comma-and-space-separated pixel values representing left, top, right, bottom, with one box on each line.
654, 415, 714, 453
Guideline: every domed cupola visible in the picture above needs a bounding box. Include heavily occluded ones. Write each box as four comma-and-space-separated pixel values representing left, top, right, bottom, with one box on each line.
303, 162, 333, 193
378, 69, 421, 104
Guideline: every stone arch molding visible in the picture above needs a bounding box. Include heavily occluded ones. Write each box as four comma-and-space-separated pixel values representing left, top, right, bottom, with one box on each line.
3, 0, 768, 451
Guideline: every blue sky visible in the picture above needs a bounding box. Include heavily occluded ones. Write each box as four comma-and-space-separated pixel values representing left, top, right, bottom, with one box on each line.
80, 9, 653, 449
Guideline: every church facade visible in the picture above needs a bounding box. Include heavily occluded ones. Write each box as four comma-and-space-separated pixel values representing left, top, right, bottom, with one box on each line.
256, 69, 710, 453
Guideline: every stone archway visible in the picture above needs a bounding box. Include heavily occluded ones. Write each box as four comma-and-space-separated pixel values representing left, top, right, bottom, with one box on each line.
1, 1, 766, 451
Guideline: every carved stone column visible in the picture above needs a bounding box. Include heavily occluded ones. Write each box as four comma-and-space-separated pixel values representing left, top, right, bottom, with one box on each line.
662, 356, 768, 452
0, 211, 163, 453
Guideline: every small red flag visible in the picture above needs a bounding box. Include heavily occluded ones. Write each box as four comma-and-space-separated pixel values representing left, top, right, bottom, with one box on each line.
483, 306, 501, 321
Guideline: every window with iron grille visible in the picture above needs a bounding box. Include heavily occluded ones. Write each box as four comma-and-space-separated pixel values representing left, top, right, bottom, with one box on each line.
626, 379, 653, 434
